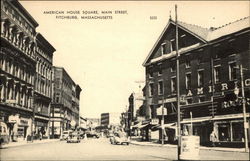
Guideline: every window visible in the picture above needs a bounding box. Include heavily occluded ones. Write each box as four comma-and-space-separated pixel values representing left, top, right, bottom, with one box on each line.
171, 77, 176, 93
214, 66, 221, 84
149, 71, 153, 78
170, 39, 176, 51
171, 63, 176, 72
186, 98, 193, 104
185, 59, 191, 68
158, 81, 163, 95
199, 97, 205, 103
186, 73, 191, 90
158, 64, 162, 76
229, 62, 237, 80
198, 70, 204, 87
149, 83, 154, 97
161, 43, 166, 55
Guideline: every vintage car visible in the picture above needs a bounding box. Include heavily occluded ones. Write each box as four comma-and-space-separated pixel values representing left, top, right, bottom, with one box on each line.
61, 130, 72, 140
110, 132, 129, 145
67, 132, 81, 143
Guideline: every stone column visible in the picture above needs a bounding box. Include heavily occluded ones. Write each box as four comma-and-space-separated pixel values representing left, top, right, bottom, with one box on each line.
1, 20, 5, 36
0, 80, 5, 102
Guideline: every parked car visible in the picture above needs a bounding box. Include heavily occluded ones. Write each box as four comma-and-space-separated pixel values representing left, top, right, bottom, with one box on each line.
110, 132, 129, 145
86, 131, 99, 138
61, 130, 72, 140
67, 132, 81, 143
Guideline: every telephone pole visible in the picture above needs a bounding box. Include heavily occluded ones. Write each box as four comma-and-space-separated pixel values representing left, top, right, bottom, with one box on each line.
175, 4, 181, 160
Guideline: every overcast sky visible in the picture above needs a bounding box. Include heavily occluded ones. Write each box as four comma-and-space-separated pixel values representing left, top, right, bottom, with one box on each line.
20, 1, 249, 118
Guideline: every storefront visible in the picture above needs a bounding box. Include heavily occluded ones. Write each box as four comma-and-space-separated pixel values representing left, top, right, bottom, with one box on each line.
17, 117, 31, 141
35, 120, 48, 139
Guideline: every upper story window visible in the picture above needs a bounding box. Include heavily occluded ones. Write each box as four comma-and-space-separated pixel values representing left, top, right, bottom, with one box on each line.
158, 81, 163, 95
149, 83, 154, 97
186, 98, 193, 104
158, 64, 162, 76
185, 57, 191, 68
185, 73, 191, 90
149, 71, 153, 78
171, 77, 176, 94
170, 39, 176, 51
171, 62, 176, 72
161, 43, 166, 55
214, 65, 221, 84
229, 62, 237, 81
198, 70, 204, 87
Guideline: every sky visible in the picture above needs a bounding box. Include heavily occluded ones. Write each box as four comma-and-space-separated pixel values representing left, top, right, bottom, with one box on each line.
19, 1, 249, 118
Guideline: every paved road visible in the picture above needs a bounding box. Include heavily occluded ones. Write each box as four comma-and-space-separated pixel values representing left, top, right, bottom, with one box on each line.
0, 138, 248, 160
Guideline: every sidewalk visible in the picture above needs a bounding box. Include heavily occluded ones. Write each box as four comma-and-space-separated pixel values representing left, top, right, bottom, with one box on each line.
130, 137, 248, 153
1, 138, 60, 149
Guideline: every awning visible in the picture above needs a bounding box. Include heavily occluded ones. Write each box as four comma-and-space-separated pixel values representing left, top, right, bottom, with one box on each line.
163, 123, 177, 130
131, 122, 142, 128
139, 123, 150, 129
151, 124, 161, 131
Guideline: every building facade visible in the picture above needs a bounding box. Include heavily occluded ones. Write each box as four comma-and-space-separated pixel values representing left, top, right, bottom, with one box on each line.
33, 33, 55, 139
143, 17, 250, 146
50, 67, 81, 138
0, 0, 38, 141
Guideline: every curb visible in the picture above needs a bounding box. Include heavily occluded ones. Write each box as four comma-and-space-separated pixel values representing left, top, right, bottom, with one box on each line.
130, 141, 248, 154
1, 139, 60, 149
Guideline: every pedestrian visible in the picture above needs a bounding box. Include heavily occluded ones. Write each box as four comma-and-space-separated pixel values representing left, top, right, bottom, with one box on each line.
210, 130, 217, 147
183, 128, 188, 136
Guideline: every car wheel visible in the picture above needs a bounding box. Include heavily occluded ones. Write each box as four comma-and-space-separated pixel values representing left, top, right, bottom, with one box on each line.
127, 143, 129, 145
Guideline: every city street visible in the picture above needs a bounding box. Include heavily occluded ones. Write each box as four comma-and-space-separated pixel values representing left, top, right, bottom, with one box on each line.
1, 138, 249, 160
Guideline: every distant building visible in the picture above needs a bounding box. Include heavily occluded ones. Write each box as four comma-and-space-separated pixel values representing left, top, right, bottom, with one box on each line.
50, 67, 82, 138
101, 112, 121, 128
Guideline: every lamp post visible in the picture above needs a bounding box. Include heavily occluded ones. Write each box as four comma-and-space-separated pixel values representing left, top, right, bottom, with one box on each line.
234, 65, 249, 152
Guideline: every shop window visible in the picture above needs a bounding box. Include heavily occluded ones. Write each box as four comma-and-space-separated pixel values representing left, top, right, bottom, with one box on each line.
232, 122, 244, 142
218, 123, 230, 141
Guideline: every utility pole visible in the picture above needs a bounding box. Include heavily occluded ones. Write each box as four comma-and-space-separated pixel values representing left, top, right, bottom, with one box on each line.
240, 64, 249, 152
161, 45, 165, 145
175, 4, 181, 160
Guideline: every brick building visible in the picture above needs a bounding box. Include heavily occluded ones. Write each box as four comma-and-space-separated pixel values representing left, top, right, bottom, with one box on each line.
50, 67, 81, 138
0, 0, 38, 141
34, 33, 55, 139
143, 17, 250, 146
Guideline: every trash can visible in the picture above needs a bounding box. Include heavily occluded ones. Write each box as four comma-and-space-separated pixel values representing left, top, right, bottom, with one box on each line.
180, 135, 200, 160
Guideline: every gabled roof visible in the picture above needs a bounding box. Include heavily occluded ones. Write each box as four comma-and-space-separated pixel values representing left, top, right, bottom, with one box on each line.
143, 17, 250, 66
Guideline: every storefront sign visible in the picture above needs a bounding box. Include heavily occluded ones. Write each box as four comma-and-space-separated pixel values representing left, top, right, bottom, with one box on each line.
19, 118, 29, 126
151, 118, 159, 125
8, 115, 18, 123
185, 78, 250, 97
